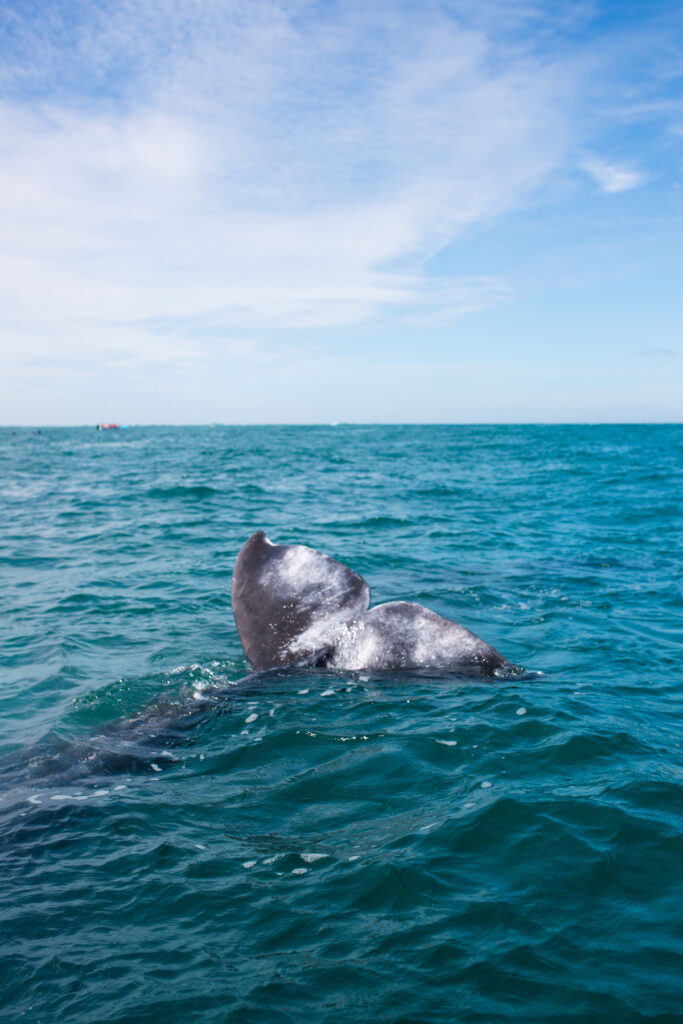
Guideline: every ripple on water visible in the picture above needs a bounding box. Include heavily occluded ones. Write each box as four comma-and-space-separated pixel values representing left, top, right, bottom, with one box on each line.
0, 424, 681, 1022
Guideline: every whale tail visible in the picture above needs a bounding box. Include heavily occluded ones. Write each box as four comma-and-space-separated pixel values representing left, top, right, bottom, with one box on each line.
231, 532, 512, 677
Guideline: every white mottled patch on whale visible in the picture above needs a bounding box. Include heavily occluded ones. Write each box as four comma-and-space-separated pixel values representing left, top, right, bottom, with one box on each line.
259, 546, 322, 596
264, 547, 322, 589
262, 545, 369, 616
325, 618, 382, 671
288, 615, 377, 669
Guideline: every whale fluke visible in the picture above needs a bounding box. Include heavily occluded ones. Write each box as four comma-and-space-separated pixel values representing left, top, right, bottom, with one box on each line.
232, 532, 512, 677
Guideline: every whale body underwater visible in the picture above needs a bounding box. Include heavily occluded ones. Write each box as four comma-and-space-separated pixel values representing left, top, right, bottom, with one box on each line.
232, 531, 515, 677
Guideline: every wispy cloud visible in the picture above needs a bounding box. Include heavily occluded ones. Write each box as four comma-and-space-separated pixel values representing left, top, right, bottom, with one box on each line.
581, 156, 645, 193
0, 0, 577, 371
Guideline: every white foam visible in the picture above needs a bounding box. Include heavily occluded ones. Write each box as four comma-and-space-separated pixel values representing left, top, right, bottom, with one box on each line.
321, 689, 335, 697
263, 853, 284, 865
242, 860, 257, 869
435, 739, 458, 746
93, 789, 109, 796
292, 867, 308, 875
516, 707, 527, 716
298, 688, 310, 695
480, 781, 492, 789
245, 713, 258, 724
196, 844, 207, 850
300, 852, 329, 863
150, 764, 162, 773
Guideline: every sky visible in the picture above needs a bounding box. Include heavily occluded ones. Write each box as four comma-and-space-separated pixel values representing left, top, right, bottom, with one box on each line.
0, 0, 681, 424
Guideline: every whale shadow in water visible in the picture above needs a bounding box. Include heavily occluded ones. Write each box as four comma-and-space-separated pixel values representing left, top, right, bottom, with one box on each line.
0, 693, 216, 804
232, 531, 519, 678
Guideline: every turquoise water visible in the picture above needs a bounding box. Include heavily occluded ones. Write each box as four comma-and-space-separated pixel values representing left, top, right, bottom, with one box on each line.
1, 424, 681, 1023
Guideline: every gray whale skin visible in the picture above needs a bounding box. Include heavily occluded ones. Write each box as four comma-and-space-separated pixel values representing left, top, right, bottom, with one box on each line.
232, 531, 512, 677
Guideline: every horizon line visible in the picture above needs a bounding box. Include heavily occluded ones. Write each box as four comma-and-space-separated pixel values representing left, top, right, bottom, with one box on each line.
2, 421, 681, 429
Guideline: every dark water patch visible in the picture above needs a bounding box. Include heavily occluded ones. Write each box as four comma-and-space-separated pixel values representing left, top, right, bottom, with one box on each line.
146, 484, 221, 499
324, 515, 413, 530
0, 552, 62, 568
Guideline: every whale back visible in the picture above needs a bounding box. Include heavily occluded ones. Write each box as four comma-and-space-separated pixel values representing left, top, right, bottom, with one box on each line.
231, 531, 370, 670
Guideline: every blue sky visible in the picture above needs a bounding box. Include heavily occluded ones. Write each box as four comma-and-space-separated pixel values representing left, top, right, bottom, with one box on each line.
1, 0, 681, 423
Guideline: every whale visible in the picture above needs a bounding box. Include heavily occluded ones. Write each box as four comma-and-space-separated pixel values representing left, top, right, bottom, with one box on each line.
232, 531, 514, 677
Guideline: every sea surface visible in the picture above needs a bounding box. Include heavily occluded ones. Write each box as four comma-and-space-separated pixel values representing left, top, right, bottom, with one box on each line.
0, 424, 681, 1024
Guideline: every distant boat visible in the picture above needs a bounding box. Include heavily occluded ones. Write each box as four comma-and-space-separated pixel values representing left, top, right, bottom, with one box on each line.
96, 423, 120, 430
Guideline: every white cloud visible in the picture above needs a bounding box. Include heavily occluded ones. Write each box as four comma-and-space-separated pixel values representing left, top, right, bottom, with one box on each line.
0, 0, 578, 387
581, 156, 645, 193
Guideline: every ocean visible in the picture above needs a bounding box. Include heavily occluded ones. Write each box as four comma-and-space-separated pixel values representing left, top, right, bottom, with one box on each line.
0, 424, 681, 1023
